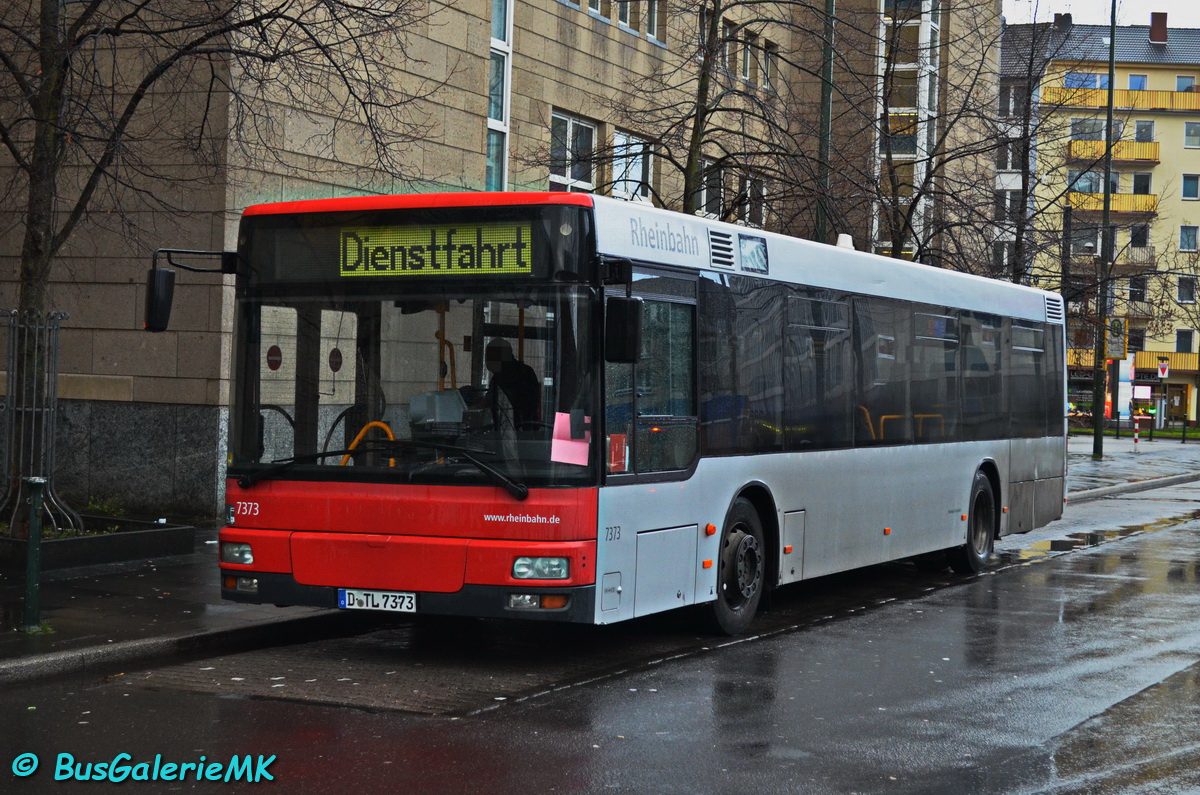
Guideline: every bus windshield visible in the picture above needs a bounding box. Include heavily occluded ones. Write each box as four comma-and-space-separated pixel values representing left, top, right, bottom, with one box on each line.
229, 285, 597, 490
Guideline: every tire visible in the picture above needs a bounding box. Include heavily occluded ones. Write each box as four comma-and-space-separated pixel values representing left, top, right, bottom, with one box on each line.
708, 498, 766, 635
949, 471, 996, 574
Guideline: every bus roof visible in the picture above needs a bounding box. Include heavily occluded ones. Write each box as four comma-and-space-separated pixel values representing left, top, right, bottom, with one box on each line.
241, 191, 595, 217
588, 194, 1061, 325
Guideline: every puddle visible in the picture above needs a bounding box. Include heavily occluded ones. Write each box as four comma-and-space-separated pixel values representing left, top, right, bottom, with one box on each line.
996, 510, 1200, 566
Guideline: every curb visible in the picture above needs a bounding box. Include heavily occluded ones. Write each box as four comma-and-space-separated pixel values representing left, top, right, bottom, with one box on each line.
0, 609, 362, 686
1066, 471, 1200, 505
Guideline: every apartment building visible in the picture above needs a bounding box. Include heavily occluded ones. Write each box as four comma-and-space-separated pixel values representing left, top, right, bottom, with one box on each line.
0, 0, 996, 516
1006, 12, 1200, 424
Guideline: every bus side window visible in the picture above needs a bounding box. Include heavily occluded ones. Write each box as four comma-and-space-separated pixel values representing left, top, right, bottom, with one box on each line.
635, 300, 697, 472
854, 297, 910, 444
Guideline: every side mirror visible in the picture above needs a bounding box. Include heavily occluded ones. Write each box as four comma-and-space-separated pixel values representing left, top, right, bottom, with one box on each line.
604, 296, 643, 364
144, 268, 176, 332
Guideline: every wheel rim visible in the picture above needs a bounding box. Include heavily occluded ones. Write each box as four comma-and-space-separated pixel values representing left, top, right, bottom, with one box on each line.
721, 524, 763, 607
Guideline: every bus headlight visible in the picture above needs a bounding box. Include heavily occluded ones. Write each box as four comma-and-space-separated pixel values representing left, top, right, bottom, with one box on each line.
220, 542, 254, 565
512, 556, 569, 579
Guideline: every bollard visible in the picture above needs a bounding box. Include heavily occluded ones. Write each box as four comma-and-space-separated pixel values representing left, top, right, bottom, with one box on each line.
22, 477, 46, 631
1184, 420, 1189, 445
1134, 416, 1140, 450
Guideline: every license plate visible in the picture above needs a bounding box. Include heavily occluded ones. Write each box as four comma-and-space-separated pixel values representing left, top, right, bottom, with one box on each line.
338, 588, 416, 612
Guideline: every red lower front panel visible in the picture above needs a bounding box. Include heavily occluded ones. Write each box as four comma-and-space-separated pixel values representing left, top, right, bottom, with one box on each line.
220, 481, 598, 591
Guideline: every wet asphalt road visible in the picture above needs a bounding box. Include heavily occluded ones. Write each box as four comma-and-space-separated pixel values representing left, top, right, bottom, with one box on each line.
3, 483, 1200, 793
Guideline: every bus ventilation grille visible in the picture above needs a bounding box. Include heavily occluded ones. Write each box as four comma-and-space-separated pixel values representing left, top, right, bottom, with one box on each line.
709, 231, 735, 268
1044, 296, 1065, 324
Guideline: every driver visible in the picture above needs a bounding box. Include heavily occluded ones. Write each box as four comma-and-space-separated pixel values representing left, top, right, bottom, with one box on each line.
484, 338, 540, 431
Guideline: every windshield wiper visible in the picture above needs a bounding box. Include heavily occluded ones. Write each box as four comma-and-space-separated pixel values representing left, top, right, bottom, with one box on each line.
236, 440, 529, 501
364, 439, 529, 501
234, 448, 361, 488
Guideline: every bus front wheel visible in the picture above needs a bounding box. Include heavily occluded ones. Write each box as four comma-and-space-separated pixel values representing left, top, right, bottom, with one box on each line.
708, 498, 766, 635
949, 471, 996, 574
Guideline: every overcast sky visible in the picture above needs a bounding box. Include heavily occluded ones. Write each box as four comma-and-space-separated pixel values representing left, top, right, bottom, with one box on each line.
1002, 0, 1200, 28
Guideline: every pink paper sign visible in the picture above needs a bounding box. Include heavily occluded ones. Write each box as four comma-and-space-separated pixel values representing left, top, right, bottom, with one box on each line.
550, 412, 590, 466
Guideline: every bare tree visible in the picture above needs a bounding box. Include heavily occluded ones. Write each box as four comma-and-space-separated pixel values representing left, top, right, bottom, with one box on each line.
0, 0, 443, 532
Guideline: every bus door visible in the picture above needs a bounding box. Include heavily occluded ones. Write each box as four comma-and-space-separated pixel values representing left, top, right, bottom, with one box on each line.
599, 270, 700, 621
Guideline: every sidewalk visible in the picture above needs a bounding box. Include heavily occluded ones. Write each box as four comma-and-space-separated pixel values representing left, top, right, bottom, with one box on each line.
1, 437, 1198, 685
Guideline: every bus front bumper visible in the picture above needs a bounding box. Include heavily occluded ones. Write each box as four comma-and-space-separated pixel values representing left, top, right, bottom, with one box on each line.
220, 571, 596, 623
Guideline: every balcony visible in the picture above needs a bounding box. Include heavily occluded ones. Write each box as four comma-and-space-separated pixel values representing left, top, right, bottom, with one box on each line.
1134, 350, 1200, 373
1122, 246, 1156, 266
1067, 139, 1160, 164
1120, 300, 1154, 320
1043, 86, 1200, 112
1067, 192, 1158, 215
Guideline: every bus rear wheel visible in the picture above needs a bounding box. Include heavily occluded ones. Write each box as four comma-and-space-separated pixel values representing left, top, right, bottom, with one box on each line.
949, 471, 995, 574
708, 498, 765, 635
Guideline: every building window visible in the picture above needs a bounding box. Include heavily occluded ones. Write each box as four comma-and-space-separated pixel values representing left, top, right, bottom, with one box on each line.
550, 113, 596, 192
721, 20, 737, 71
1127, 327, 1145, 353
1071, 225, 1102, 258
1068, 169, 1118, 194
999, 80, 1028, 118
737, 175, 766, 226
1132, 173, 1152, 195
1177, 75, 1196, 92
1135, 120, 1155, 142
645, 0, 660, 40
1182, 226, 1199, 252
1187, 122, 1200, 148
1065, 72, 1108, 90
1070, 118, 1104, 141
741, 30, 756, 82
618, 0, 631, 27
488, 52, 506, 122
1177, 329, 1194, 354
885, 72, 919, 109
994, 190, 1022, 223
882, 114, 918, 154
1185, 175, 1200, 200
488, 0, 511, 191
992, 241, 1019, 276
881, 160, 915, 198
1131, 224, 1149, 248
762, 41, 778, 90
491, 0, 508, 41
1129, 275, 1147, 302
996, 139, 1024, 171
885, 22, 920, 65
1179, 277, 1196, 304
612, 131, 652, 198
696, 160, 724, 217
1129, 74, 1148, 91
588, 0, 602, 14
486, 130, 506, 191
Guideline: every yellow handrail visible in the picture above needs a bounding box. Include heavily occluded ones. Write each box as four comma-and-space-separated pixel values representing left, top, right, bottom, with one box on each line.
340, 421, 396, 466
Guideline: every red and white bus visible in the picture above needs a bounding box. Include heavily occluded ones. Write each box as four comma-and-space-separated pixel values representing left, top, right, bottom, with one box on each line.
151, 192, 1066, 634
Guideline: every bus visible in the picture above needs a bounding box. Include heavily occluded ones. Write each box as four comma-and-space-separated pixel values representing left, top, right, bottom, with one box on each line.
147, 192, 1066, 635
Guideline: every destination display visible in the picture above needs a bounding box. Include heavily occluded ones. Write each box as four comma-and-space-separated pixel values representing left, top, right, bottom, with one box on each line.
339, 222, 533, 277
